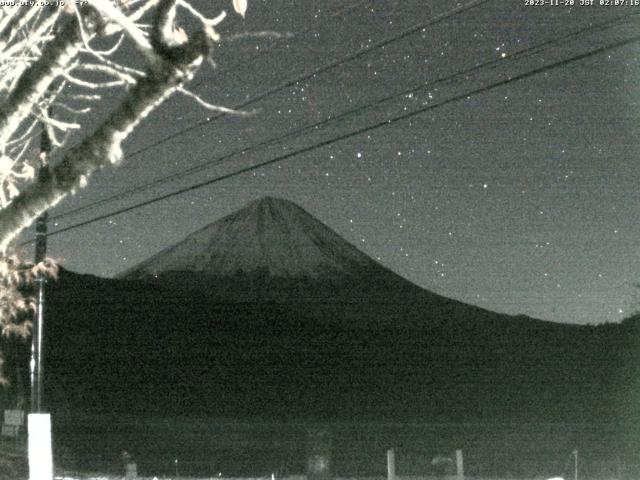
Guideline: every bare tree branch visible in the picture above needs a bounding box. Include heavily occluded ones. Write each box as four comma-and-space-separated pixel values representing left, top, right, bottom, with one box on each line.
0, 8, 102, 145
0, 0, 214, 251
86, 0, 153, 56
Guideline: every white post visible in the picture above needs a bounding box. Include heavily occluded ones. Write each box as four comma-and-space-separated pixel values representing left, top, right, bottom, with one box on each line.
125, 462, 138, 480
387, 449, 396, 480
28, 413, 53, 480
455, 450, 464, 480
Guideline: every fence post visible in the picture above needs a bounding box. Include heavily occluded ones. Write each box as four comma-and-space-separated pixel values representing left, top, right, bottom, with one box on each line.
307, 426, 332, 480
125, 462, 137, 480
387, 449, 396, 480
455, 450, 464, 480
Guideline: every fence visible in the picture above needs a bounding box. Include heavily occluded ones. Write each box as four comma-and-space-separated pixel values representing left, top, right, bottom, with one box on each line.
22, 416, 640, 479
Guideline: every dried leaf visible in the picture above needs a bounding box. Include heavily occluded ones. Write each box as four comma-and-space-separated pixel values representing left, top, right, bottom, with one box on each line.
233, 0, 247, 17
21, 163, 34, 180
6, 179, 19, 200
173, 27, 188, 44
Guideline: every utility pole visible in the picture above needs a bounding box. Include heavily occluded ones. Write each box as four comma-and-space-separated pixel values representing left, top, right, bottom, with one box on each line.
28, 116, 53, 480
31, 119, 51, 413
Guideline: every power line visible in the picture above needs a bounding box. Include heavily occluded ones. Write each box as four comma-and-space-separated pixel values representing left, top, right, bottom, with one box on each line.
123, 0, 491, 159
49, 0, 491, 222
50, 12, 634, 222
26, 32, 640, 244
250, 13, 635, 152
189, 0, 383, 92
42, 33, 640, 239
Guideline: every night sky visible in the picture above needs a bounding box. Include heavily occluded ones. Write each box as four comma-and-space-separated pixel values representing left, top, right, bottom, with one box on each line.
20, 0, 640, 325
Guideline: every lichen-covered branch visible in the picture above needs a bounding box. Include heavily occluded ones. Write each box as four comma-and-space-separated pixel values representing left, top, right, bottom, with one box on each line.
0, 0, 214, 251
0, 9, 101, 146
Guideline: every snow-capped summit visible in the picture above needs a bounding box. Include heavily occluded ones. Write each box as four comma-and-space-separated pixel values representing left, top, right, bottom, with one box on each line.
122, 197, 380, 280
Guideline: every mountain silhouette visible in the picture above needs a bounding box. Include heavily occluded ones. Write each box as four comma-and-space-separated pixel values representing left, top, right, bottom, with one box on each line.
4, 197, 632, 428
119, 196, 494, 314
121, 197, 380, 279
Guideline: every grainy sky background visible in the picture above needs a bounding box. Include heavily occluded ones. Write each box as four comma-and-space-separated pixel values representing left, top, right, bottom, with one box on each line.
21, 0, 640, 325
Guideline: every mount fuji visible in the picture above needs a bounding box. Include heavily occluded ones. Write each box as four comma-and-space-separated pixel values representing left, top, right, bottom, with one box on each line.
8, 197, 631, 426
119, 196, 479, 311
121, 196, 380, 279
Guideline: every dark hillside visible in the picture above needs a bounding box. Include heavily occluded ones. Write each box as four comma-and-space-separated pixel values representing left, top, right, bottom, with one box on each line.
33, 267, 633, 425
